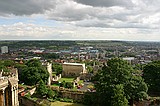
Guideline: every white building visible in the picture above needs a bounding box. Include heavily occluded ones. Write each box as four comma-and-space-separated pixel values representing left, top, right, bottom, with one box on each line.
1, 46, 8, 54
123, 57, 135, 64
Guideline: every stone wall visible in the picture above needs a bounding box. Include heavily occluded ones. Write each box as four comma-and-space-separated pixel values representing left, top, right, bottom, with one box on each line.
51, 86, 85, 102
60, 90, 85, 102
18, 95, 51, 106
19, 96, 39, 106
52, 74, 61, 81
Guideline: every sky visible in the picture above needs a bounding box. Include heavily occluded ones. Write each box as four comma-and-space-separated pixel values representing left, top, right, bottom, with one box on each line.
0, 0, 160, 41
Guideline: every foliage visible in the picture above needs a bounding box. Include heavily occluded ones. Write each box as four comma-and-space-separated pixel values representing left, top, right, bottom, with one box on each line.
36, 80, 48, 97
60, 81, 66, 87
143, 61, 160, 92
25, 59, 42, 67
65, 82, 73, 89
21, 59, 49, 85
47, 89, 57, 99
59, 81, 73, 89
87, 66, 93, 73
52, 63, 62, 75
3, 60, 15, 67
36, 80, 58, 99
0, 60, 15, 72
111, 84, 128, 106
94, 58, 148, 106
83, 92, 97, 105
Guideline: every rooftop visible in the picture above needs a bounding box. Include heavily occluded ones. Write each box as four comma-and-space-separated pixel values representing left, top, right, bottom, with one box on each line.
63, 62, 85, 66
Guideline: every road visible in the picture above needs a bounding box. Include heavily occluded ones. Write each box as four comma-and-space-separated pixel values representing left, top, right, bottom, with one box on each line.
79, 82, 93, 91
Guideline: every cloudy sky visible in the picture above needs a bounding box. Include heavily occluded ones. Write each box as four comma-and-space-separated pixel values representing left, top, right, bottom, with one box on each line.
0, 0, 160, 41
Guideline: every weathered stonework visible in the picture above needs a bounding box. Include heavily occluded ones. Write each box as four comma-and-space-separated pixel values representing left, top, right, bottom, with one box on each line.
62, 63, 87, 77
0, 69, 19, 106
42, 62, 52, 86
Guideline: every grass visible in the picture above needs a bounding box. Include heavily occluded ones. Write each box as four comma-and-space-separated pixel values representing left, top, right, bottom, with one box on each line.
52, 72, 57, 77
78, 80, 83, 84
58, 78, 74, 83
51, 101, 85, 106
51, 84, 59, 87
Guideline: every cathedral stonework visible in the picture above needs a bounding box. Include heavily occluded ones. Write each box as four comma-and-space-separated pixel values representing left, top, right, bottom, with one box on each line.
0, 68, 19, 106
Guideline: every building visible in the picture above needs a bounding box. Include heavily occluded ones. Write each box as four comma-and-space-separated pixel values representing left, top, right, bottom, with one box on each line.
123, 57, 135, 64
62, 63, 87, 77
42, 62, 52, 86
1, 46, 8, 54
0, 68, 19, 106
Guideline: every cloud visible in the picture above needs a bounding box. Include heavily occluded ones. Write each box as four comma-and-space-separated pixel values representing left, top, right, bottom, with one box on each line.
44, 0, 160, 30
0, 0, 54, 16
0, 22, 77, 40
0, 0, 160, 41
0, 22, 160, 41
74, 0, 134, 8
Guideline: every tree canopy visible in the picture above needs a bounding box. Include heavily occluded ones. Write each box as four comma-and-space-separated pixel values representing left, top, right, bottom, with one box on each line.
0, 60, 15, 72
143, 61, 160, 93
52, 63, 62, 75
21, 59, 49, 85
36, 80, 57, 99
94, 58, 148, 106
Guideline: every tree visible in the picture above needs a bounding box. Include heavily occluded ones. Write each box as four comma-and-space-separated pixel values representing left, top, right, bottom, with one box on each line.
87, 66, 93, 73
95, 58, 148, 106
21, 59, 49, 85
0, 60, 15, 72
3, 60, 15, 67
47, 89, 57, 99
111, 84, 128, 106
52, 63, 62, 75
65, 82, 73, 89
25, 59, 42, 67
36, 80, 48, 97
143, 61, 160, 93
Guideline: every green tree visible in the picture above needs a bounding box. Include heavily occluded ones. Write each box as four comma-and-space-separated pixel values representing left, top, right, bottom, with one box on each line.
47, 89, 57, 99
36, 80, 48, 97
95, 58, 148, 106
52, 63, 62, 75
21, 59, 49, 85
0, 60, 15, 72
143, 61, 160, 93
111, 84, 128, 106
65, 82, 73, 89
36, 80, 58, 99
3, 60, 15, 67
87, 66, 93, 73
25, 59, 42, 67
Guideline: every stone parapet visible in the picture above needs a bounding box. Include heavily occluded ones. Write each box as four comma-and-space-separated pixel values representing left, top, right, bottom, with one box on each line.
0, 79, 8, 88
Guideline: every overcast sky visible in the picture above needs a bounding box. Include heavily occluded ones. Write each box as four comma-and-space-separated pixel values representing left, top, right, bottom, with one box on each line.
0, 0, 160, 41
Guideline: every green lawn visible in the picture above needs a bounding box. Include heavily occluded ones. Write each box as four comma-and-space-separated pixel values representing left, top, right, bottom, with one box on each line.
51, 101, 85, 106
58, 78, 74, 82
58, 78, 83, 84
52, 72, 57, 76
51, 84, 59, 87
78, 80, 83, 84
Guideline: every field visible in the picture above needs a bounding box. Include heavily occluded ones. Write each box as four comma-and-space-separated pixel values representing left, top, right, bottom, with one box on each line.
51, 101, 85, 106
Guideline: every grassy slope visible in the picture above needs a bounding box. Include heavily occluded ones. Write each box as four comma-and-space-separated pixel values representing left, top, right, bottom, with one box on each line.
51, 101, 85, 106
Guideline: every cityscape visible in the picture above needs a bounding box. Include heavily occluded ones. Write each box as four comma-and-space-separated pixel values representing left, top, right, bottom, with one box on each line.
0, 40, 160, 106
1, 0, 160, 106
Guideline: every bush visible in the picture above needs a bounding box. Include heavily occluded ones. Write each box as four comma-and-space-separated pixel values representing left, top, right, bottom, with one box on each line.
65, 82, 73, 89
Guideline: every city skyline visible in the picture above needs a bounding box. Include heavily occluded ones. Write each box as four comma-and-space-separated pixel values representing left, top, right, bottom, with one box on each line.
0, 0, 160, 41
